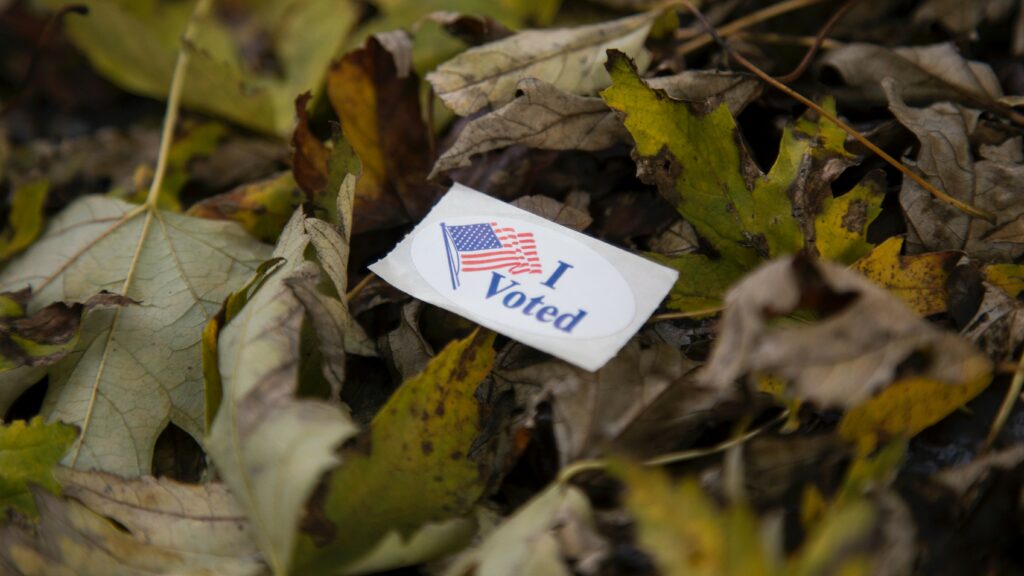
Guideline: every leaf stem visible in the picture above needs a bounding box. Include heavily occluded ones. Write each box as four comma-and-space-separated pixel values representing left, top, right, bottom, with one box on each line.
145, 0, 212, 209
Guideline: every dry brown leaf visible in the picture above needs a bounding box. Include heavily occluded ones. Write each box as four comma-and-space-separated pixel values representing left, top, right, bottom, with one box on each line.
885, 81, 1024, 261
702, 255, 991, 409
511, 194, 593, 231
499, 341, 695, 465
820, 42, 1002, 105
426, 11, 659, 117
430, 70, 760, 178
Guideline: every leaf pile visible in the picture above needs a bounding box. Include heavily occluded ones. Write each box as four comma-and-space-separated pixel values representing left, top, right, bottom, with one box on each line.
1, 0, 1024, 575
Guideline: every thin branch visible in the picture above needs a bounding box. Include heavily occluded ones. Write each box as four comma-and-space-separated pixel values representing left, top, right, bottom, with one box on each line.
775, 0, 860, 83
985, 349, 1024, 450
557, 410, 789, 484
145, 0, 212, 208
677, 0, 830, 56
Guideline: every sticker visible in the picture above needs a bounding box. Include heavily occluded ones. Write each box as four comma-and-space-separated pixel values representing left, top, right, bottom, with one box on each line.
369, 184, 678, 371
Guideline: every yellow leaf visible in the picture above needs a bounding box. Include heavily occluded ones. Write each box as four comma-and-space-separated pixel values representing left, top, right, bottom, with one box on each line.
839, 369, 991, 448
853, 237, 957, 316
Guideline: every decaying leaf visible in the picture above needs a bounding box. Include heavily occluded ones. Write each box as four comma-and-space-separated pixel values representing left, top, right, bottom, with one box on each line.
0, 179, 48, 262
293, 330, 496, 573
40, 0, 358, 135
205, 209, 359, 574
428, 11, 660, 117
0, 488, 266, 576
0, 418, 77, 517
820, 42, 1003, 105
702, 256, 991, 440
852, 237, 958, 316
0, 290, 135, 376
327, 33, 439, 233
0, 196, 270, 476
499, 341, 694, 465
444, 484, 606, 576
885, 80, 1024, 260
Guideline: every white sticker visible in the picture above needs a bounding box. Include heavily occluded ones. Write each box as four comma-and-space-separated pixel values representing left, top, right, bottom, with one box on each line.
369, 184, 679, 371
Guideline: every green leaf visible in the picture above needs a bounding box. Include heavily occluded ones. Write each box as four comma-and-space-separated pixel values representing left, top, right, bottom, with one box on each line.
206, 209, 359, 574
645, 253, 747, 313
39, 0, 358, 136
0, 179, 48, 262
0, 417, 77, 517
0, 196, 271, 476
602, 52, 880, 312
294, 330, 497, 573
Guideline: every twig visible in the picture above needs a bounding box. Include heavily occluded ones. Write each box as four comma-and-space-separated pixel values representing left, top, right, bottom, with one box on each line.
557, 410, 789, 484
145, 0, 212, 208
775, 0, 860, 83
677, 0, 830, 56
674, 0, 995, 222
985, 349, 1024, 450
346, 271, 376, 302
646, 306, 725, 323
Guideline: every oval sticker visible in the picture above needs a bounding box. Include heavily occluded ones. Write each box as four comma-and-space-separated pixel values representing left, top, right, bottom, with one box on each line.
411, 216, 636, 339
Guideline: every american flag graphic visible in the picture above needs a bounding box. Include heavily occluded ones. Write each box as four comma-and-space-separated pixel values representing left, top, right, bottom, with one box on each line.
441, 222, 542, 289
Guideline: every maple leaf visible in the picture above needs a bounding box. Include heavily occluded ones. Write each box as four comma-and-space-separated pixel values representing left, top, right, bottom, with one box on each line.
0, 196, 270, 476
601, 51, 884, 312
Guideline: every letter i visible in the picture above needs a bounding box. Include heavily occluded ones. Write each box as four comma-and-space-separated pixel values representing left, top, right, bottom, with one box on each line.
541, 261, 573, 289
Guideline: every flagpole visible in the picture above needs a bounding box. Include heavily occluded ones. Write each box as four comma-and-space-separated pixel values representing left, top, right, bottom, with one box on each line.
441, 222, 459, 290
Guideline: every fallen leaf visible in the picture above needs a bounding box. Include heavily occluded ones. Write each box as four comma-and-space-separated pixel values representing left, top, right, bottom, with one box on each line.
293, 330, 497, 573
0, 488, 266, 576
603, 51, 879, 311
430, 69, 761, 178
885, 80, 1024, 260
40, 0, 358, 135
428, 11, 660, 117
205, 209, 359, 574
511, 194, 594, 231
0, 179, 47, 262
430, 79, 630, 177
702, 256, 991, 421
0, 418, 76, 517
820, 42, 1003, 105
0, 196, 270, 476
55, 467, 257, 558
852, 237, 958, 316
185, 172, 305, 242
962, 278, 1024, 361
327, 33, 440, 234
444, 484, 605, 576
0, 291, 135, 375
914, 0, 1018, 37
498, 341, 693, 466
615, 460, 879, 576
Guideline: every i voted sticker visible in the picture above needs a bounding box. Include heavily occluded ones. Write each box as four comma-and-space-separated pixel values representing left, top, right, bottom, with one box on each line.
410, 217, 635, 339
370, 184, 678, 371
